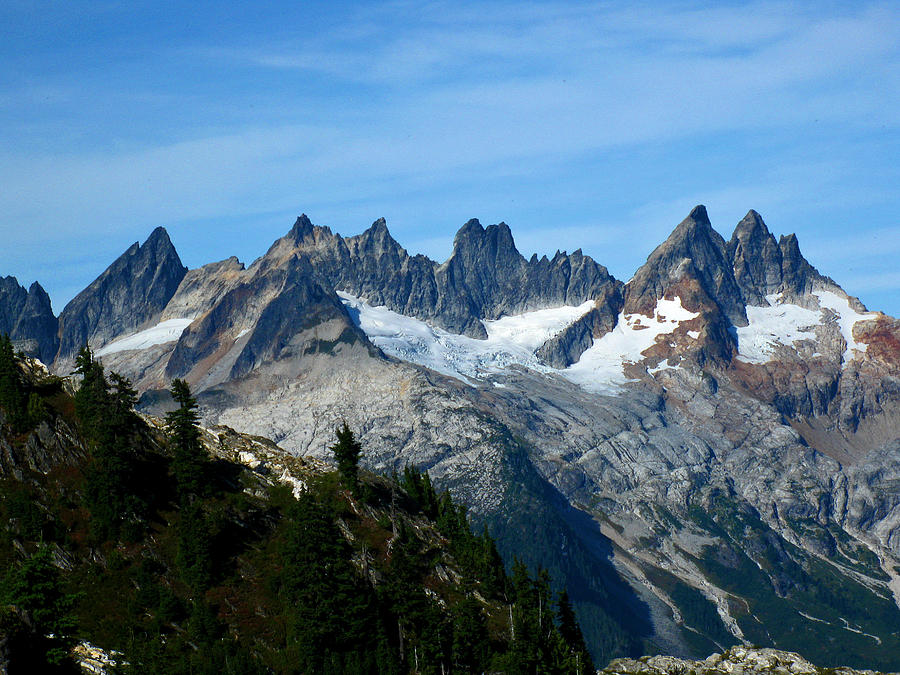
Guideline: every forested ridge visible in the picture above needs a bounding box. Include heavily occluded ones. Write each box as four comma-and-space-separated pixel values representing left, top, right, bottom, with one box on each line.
0, 337, 594, 674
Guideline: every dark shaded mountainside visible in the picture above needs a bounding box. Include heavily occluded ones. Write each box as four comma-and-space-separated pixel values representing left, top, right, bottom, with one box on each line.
0, 348, 597, 673
5, 205, 900, 670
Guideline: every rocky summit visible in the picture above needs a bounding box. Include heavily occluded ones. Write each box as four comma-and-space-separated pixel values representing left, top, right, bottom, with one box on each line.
5, 205, 900, 670
603, 646, 887, 675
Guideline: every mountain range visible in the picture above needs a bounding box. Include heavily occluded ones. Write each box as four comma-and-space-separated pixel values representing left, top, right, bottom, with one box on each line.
5, 206, 900, 669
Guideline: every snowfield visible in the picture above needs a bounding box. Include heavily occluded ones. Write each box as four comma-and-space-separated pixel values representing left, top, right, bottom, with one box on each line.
735, 292, 875, 365
340, 293, 697, 394
339, 292, 592, 383
482, 301, 595, 351
564, 298, 698, 393
814, 290, 874, 362
96, 318, 194, 356
735, 296, 820, 364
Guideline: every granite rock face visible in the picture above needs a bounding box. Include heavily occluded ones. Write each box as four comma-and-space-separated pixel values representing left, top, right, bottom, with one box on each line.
160, 256, 246, 321
626, 206, 746, 326
56, 227, 187, 362
602, 646, 881, 675
622, 206, 745, 367
727, 210, 787, 305
0, 277, 58, 362
727, 209, 847, 308
279, 214, 622, 346
164, 253, 368, 387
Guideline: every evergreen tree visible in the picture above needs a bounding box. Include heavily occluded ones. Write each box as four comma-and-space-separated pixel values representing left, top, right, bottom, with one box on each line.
378, 522, 426, 663
330, 422, 362, 496
416, 600, 452, 675
278, 486, 383, 671
73, 345, 109, 439
501, 560, 573, 673
452, 596, 489, 673
176, 499, 213, 591
478, 525, 508, 600
109, 372, 139, 430
4, 545, 79, 666
401, 464, 440, 518
72, 347, 145, 540
166, 378, 206, 500
26, 391, 49, 428
0, 333, 27, 432
557, 590, 595, 675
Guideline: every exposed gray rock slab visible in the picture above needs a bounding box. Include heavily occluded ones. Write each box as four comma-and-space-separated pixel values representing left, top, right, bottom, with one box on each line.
726, 209, 852, 309
56, 227, 187, 361
602, 646, 881, 675
625, 205, 747, 327
0, 277, 58, 362
269, 214, 622, 353
165, 254, 369, 384
161, 256, 245, 321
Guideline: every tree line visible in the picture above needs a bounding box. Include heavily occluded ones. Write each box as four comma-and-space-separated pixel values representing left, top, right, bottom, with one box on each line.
0, 338, 596, 673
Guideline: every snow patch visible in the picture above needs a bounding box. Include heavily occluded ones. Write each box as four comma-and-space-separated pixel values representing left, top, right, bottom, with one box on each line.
338, 292, 588, 383
814, 290, 875, 362
340, 294, 698, 395
564, 298, 698, 393
736, 291, 876, 365
735, 297, 819, 364
96, 318, 193, 356
482, 301, 594, 351
648, 362, 682, 376
279, 469, 308, 499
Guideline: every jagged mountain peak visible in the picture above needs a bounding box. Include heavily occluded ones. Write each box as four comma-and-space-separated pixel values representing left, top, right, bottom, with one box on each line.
289, 213, 315, 240
0, 276, 58, 362
27, 280, 50, 298
776, 231, 855, 306
455, 217, 484, 237
450, 219, 520, 262
685, 203, 711, 226
23, 281, 53, 317
144, 224, 175, 248
666, 204, 720, 244
115, 225, 179, 262
367, 216, 389, 234
731, 209, 771, 242
356, 217, 398, 248
55, 226, 189, 362
739, 207, 764, 226
777, 231, 818, 290
0, 276, 27, 319
728, 210, 782, 304
778, 231, 801, 254
625, 205, 746, 331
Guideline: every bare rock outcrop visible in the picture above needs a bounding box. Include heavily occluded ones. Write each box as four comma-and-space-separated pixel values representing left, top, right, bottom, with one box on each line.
0, 277, 58, 362
56, 227, 187, 361
603, 646, 883, 675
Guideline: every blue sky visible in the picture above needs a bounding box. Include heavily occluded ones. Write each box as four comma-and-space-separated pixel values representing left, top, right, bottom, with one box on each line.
1, 1, 898, 315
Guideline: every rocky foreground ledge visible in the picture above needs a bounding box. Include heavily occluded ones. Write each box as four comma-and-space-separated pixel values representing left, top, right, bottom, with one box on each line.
602, 646, 892, 675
